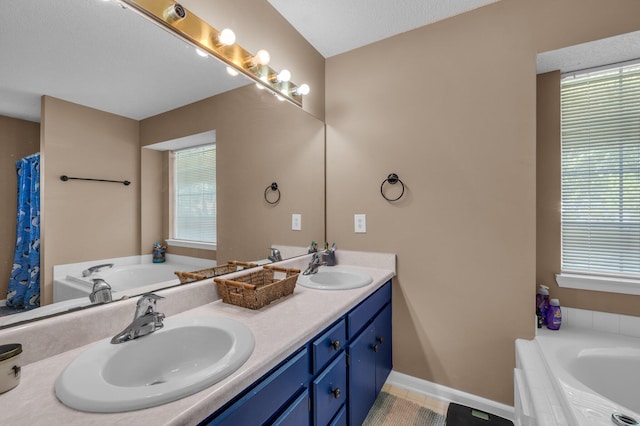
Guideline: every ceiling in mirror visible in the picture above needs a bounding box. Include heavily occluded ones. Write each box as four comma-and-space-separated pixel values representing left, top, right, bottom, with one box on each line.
0, 0, 250, 122
537, 30, 640, 74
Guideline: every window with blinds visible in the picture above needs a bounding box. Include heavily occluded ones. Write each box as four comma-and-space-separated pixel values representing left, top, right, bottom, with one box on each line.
173, 144, 216, 244
561, 63, 640, 278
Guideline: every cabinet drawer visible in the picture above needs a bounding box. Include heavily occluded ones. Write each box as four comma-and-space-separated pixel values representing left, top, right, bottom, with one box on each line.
207, 348, 309, 425
272, 388, 310, 426
313, 351, 347, 426
347, 280, 391, 339
312, 319, 346, 374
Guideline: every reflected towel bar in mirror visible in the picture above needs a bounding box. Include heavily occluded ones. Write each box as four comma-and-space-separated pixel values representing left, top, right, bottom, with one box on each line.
264, 182, 281, 205
60, 175, 131, 186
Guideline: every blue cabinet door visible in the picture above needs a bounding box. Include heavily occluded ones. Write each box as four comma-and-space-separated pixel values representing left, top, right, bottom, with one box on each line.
347, 322, 377, 426
373, 304, 392, 395
313, 351, 347, 425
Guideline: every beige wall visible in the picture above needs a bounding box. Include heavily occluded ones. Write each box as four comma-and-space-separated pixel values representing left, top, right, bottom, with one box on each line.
181, 0, 325, 121
325, 0, 640, 404
0, 116, 40, 299
140, 85, 325, 263
536, 71, 640, 316
41, 96, 140, 305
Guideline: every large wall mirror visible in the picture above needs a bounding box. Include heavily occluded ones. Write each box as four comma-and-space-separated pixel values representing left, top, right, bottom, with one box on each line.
0, 0, 325, 328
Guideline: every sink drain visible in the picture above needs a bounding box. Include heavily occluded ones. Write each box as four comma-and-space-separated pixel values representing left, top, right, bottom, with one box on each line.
612, 413, 639, 426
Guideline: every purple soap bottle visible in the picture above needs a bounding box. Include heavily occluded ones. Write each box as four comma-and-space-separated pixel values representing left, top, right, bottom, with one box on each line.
536, 285, 550, 325
546, 299, 562, 330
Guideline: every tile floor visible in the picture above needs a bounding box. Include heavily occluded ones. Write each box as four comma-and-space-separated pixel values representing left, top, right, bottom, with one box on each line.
382, 383, 450, 416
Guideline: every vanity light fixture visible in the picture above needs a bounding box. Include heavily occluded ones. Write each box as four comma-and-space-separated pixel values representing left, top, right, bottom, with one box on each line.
120, 0, 307, 106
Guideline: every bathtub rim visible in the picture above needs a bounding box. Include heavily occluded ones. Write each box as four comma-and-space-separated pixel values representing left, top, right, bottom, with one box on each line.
516, 325, 640, 426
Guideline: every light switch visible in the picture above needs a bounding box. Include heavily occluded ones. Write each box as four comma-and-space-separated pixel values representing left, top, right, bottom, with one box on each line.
354, 214, 366, 233
292, 213, 302, 231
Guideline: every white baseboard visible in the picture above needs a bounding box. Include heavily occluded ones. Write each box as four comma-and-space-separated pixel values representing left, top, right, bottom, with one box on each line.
386, 370, 515, 421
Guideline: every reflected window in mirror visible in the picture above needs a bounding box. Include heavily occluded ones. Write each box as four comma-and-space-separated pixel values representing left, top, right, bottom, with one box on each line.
171, 145, 217, 249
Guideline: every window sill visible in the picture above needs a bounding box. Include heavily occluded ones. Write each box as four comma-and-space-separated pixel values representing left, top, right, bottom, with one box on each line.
556, 273, 640, 296
166, 239, 216, 251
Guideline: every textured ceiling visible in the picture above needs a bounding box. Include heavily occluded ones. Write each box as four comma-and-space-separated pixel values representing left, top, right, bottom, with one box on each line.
266, 0, 501, 58
537, 30, 640, 75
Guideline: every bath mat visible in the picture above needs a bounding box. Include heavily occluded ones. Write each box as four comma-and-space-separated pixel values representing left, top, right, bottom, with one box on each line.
363, 391, 446, 426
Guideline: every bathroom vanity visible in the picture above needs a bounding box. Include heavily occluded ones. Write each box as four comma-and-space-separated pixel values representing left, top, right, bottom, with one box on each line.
204, 280, 392, 425
0, 252, 395, 425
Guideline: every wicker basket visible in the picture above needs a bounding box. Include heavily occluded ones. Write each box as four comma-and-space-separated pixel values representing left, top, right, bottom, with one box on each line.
213, 265, 300, 310
175, 261, 258, 284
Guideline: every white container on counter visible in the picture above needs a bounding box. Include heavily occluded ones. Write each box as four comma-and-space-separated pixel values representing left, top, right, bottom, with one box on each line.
0, 343, 22, 393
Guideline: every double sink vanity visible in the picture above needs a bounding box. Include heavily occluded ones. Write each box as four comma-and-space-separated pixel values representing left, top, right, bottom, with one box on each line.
0, 251, 395, 425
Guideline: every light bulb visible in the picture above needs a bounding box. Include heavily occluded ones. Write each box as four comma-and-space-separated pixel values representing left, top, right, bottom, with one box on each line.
254, 49, 270, 66
256, 76, 269, 90
226, 66, 239, 77
277, 69, 291, 82
296, 84, 310, 96
217, 28, 236, 46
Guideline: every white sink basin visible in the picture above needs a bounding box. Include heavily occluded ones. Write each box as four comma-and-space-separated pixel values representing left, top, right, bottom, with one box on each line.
297, 266, 373, 290
55, 316, 254, 413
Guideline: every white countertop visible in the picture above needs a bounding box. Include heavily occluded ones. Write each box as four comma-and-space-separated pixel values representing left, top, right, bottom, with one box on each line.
0, 259, 394, 426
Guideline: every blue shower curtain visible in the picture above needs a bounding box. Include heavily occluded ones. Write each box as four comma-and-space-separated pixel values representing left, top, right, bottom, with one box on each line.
6, 153, 41, 309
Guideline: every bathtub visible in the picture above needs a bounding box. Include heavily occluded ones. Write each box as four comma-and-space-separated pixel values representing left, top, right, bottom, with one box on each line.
53, 255, 214, 303
515, 326, 640, 426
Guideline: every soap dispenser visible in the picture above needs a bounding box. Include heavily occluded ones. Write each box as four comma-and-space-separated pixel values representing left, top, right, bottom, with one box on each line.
546, 299, 562, 330
536, 285, 550, 326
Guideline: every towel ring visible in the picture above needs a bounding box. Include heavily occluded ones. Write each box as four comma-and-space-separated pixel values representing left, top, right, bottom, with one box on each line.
380, 173, 405, 202
264, 182, 281, 205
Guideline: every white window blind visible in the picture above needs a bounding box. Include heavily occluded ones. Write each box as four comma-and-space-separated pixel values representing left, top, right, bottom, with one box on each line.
174, 144, 216, 244
561, 63, 640, 278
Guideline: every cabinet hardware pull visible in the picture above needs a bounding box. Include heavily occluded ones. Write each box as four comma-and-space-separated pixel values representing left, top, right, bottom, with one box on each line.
331, 387, 342, 399
372, 344, 379, 352
331, 340, 341, 350
376, 337, 384, 344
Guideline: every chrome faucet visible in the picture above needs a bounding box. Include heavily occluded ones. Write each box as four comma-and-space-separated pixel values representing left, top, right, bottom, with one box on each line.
268, 248, 282, 262
111, 293, 165, 344
89, 278, 112, 304
82, 263, 114, 277
303, 252, 324, 275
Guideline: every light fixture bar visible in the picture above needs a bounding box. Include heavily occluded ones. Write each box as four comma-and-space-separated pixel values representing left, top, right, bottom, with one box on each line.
119, 0, 304, 106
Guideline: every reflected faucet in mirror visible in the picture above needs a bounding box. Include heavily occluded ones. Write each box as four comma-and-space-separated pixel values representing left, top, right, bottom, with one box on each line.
111, 294, 165, 344
89, 279, 112, 304
82, 263, 114, 277
268, 248, 282, 262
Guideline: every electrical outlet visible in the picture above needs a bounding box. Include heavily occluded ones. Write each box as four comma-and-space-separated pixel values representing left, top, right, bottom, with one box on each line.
354, 214, 366, 233
292, 213, 302, 231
